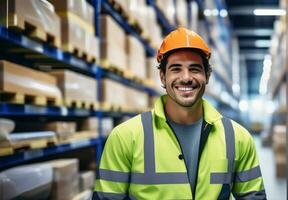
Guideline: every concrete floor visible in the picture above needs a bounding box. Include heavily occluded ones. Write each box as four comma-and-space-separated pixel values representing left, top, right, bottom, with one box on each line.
253, 135, 287, 200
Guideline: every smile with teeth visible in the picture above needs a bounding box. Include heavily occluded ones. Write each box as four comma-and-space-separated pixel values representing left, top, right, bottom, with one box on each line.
178, 87, 193, 91
175, 85, 197, 92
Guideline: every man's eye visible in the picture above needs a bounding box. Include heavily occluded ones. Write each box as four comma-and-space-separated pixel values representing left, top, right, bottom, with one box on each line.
171, 68, 180, 71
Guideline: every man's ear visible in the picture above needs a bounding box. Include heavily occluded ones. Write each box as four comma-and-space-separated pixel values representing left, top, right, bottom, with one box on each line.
160, 70, 166, 88
206, 66, 212, 84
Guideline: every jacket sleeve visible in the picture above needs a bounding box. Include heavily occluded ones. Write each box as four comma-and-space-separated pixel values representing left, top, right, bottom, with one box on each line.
232, 129, 266, 200
93, 127, 132, 200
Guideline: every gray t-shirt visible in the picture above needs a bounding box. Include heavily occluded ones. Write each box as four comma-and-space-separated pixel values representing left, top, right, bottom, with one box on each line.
167, 117, 203, 192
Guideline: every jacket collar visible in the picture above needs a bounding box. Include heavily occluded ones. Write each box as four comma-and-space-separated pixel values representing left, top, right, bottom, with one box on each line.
153, 95, 222, 125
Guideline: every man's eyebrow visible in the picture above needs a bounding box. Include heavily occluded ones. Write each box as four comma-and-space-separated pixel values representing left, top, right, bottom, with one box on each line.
189, 64, 203, 69
168, 64, 182, 69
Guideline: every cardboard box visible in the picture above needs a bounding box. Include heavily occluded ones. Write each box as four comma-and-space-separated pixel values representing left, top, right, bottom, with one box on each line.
275, 155, 286, 178
50, 0, 96, 54
156, 0, 175, 25
47, 159, 79, 200
79, 171, 95, 192
101, 79, 126, 106
126, 36, 146, 79
176, 0, 188, 27
125, 87, 149, 110
0, 0, 61, 47
81, 117, 98, 131
48, 0, 86, 20
0, 60, 61, 99
100, 15, 127, 70
44, 122, 76, 140
127, 0, 147, 29
146, 58, 165, 94
272, 125, 286, 154
58, 15, 88, 54
49, 70, 97, 102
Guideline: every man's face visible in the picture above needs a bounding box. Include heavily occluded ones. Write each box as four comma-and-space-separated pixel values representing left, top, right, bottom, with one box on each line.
160, 50, 210, 107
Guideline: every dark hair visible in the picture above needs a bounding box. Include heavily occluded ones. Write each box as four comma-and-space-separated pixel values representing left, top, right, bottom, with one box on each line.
157, 48, 210, 76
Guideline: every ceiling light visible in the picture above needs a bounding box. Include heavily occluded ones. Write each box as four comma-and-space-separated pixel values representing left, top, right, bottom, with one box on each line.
220, 9, 228, 17
253, 9, 286, 16
204, 9, 212, 16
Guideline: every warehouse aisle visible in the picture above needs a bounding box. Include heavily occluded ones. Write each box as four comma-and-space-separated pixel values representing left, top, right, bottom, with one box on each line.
253, 135, 287, 200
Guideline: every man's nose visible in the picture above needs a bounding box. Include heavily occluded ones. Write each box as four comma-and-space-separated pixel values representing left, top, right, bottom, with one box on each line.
181, 69, 191, 81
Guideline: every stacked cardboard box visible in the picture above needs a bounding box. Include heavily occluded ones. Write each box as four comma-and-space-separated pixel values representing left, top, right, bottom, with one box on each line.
0, 0, 61, 47
79, 171, 95, 192
101, 79, 127, 107
44, 122, 76, 142
100, 15, 127, 71
145, 7, 163, 48
155, 0, 175, 25
0, 60, 62, 100
127, 0, 147, 29
146, 58, 165, 94
49, 70, 97, 102
176, 0, 188, 27
49, 0, 99, 60
81, 117, 98, 132
125, 87, 149, 110
126, 35, 146, 79
272, 125, 286, 177
47, 159, 79, 200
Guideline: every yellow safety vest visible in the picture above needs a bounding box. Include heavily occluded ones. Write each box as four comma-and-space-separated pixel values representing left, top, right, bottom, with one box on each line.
93, 95, 266, 199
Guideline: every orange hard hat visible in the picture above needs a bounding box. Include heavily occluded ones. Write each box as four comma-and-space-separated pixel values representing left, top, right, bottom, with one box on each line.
157, 27, 211, 63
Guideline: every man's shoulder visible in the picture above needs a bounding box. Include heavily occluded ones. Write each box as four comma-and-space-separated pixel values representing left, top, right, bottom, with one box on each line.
228, 118, 254, 143
112, 112, 145, 137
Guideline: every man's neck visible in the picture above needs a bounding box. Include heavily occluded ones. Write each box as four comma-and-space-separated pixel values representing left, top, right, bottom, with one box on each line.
165, 98, 203, 125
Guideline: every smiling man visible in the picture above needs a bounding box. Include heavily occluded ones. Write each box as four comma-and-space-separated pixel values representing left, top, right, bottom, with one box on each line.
93, 27, 266, 200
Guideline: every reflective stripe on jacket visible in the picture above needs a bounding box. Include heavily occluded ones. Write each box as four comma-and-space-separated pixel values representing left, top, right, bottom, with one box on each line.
93, 95, 266, 200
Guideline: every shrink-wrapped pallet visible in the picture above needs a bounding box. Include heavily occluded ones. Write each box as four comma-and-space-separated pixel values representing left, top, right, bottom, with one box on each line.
126, 35, 146, 79
49, 70, 97, 102
47, 159, 79, 200
101, 79, 126, 107
0, 60, 62, 100
100, 15, 127, 70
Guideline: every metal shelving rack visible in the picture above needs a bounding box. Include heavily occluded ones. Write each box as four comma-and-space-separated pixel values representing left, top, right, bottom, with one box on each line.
0, 0, 160, 170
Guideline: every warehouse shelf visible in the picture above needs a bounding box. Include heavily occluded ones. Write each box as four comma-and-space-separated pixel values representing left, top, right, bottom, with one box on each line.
146, 0, 176, 34
0, 103, 139, 118
102, 0, 156, 57
99, 68, 160, 96
0, 137, 103, 170
0, 25, 160, 97
0, 25, 96, 75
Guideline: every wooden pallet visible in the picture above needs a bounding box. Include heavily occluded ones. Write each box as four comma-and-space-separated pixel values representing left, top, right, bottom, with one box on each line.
8, 15, 60, 48
100, 59, 125, 76
0, 137, 57, 156
62, 44, 97, 63
100, 102, 124, 112
59, 131, 99, 144
64, 99, 99, 110
0, 91, 62, 106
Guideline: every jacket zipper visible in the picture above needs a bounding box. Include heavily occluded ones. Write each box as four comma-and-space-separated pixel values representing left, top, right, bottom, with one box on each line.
165, 120, 194, 199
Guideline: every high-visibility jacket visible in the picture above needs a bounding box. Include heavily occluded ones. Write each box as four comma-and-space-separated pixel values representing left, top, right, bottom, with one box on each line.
93, 95, 266, 200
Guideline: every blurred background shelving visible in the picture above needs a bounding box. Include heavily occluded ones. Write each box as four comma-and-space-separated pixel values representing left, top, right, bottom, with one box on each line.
0, 0, 286, 199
